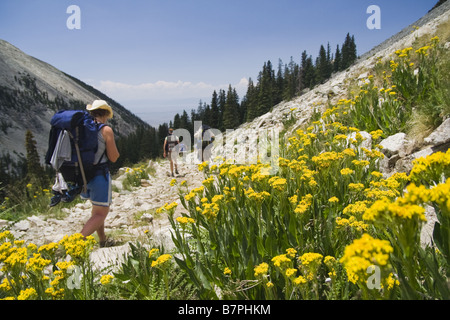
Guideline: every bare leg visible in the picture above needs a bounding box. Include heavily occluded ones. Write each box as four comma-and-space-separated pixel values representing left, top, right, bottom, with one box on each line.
81, 205, 109, 242
169, 151, 174, 175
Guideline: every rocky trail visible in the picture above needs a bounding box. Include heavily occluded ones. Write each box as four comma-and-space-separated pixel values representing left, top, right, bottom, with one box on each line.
3, 159, 205, 271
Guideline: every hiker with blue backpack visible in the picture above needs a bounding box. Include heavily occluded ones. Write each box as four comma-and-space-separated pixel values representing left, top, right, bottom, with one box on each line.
80, 100, 120, 247
46, 100, 120, 247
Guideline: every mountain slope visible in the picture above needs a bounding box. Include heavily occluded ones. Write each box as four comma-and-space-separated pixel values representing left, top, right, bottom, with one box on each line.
0, 39, 148, 164
207, 1, 450, 165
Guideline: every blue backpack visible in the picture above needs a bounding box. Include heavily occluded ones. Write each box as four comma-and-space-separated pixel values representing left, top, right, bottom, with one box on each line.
45, 110, 106, 194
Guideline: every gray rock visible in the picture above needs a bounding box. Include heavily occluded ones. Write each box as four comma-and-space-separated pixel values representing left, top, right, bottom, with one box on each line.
27, 215, 46, 227
13, 220, 30, 231
380, 133, 408, 158
424, 118, 450, 147
394, 147, 434, 173
0, 219, 9, 228
141, 213, 154, 223
421, 205, 438, 248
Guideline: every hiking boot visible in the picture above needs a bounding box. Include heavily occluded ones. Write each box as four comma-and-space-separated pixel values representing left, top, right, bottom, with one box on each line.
61, 185, 81, 203
100, 238, 118, 248
171, 173, 174, 177
50, 194, 61, 207
175, 169, 179, 175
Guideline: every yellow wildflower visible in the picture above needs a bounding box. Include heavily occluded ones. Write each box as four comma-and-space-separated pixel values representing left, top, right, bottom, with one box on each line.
269, 177, 287, 191
17, 288, 37, 300
100, 274, 114, 285
294, 194, 313, 215
328, 197, 339, 203
286, 268, 297, 278
198, 161, 209, 172
271, 254, 291, 269
299, 252, 323, 268
151, 254, 172, 268
176, 216, 195, 225
254, 262, 269, 278
288, 195, 298, 205
26, 253, 51, 273
340, 234, 393, 285
340, 168, 354, 176
286, 248, 297, 258
293, 275, 307, 286
336, 216, 368, 232
149, 248, 159, 258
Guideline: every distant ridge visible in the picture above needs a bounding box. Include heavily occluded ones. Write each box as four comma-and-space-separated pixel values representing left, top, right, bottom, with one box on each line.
0, 39, 149, 163
360, 0, 450, 60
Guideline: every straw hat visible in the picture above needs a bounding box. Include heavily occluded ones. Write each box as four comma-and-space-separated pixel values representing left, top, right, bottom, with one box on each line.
86, 100, 113, 119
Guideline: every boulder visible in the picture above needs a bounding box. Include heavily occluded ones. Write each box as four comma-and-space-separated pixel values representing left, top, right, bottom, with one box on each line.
13, 220, 30, 231
27, 215, 46, 227
380, 133, 408, 158
424, 118, 450, 147
394, 147, 434, 174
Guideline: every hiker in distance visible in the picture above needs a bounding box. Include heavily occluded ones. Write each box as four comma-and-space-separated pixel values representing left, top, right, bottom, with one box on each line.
163, 128, 179, 177
80, 100, 120, 248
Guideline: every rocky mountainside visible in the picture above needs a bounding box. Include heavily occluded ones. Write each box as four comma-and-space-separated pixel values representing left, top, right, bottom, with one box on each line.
0, 40, 149, 164
210, 1, 450, 171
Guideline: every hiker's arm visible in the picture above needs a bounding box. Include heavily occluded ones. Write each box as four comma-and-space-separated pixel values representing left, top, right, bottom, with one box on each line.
163, 138, 167, 157
102, 126, 120, 163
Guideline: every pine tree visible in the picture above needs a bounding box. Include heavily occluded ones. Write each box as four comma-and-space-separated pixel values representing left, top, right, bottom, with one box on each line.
244, 78, 259, 122
173, 113, 181, 129
341, 33, 357, 70
223, 85, 240, 130
218, 89, 226, 131
275, 59, 284, 105
283, 57, 299, 100
334, 44, 341, 72
25, 130, 48, 189
326, 42, 333, 78
203, 104, 212, 126
210, 90, 220, 130
350, 35, 357, 64
257, 61, 275, 115
300, 51, 316, 89
316, 45, 329, 84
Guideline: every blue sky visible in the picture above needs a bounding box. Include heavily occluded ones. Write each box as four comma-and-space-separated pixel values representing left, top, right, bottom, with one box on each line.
0, 0, 438, 126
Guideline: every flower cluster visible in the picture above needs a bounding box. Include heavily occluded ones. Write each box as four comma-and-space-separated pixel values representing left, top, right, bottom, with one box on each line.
59, 233, 96, 264
340, 234, 393, 285
151, 254, 172, 268
156, 201, 178, 214
0, 231, 100, 300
